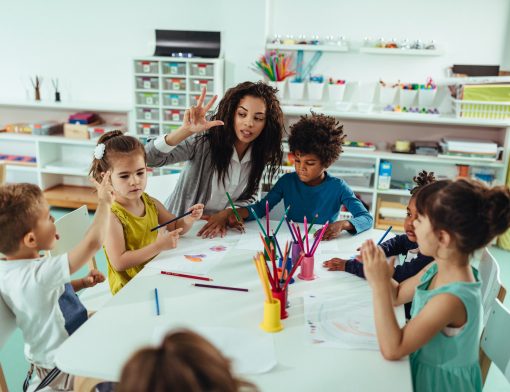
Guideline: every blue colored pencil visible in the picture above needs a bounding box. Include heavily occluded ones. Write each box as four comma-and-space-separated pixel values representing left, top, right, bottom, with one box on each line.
377, 226, 393, 245
284, 216, 297, 242
272, 230, 283, 259
154, 288, 160, 316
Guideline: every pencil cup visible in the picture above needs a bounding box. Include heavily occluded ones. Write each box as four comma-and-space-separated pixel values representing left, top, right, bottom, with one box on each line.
264, 236, 275, 261
271, 288, 288, 319
288, 81, 305, 101
308, 82, 324, 101
298, 255, 316, 281
268, 80, 287, 101
260, 299, 283, 333
291, 241, 301, 266
379, 86, 398, 106
328, 84, 346, 104
399, 89, 418, 108
279, 257, 294, 284
418, 88, 437, 109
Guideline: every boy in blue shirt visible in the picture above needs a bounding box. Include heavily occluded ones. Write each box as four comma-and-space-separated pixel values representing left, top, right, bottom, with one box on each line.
230, 112, 373, 237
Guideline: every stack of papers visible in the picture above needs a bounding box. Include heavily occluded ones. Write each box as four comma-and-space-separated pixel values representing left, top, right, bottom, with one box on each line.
441, 138, 499, 159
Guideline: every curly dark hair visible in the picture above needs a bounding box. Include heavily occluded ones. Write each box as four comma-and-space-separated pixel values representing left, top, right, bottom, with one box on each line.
415, 178, 510, 254
288, 112, 345, 167
410, 170, 436, 196
194, 81, 284, 200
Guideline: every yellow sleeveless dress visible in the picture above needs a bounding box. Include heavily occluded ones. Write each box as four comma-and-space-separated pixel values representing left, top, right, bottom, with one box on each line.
105, 192, 159, 294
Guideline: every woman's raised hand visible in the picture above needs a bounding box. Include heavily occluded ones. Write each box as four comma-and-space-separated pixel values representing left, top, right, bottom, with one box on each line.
182, 87, 224, 134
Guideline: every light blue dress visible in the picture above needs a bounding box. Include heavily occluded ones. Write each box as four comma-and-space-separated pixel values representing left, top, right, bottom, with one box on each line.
410, 263, 482, 392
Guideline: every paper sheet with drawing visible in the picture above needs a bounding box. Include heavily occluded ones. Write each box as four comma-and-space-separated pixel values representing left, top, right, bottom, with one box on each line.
304, 292, 380, 351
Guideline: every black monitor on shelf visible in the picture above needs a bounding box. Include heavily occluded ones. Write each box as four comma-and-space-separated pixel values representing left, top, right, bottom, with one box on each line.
154, 29, 221, 58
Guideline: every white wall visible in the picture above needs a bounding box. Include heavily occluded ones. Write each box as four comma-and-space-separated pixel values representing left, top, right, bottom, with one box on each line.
0, 0, 508, 106
0, 0, 266, 105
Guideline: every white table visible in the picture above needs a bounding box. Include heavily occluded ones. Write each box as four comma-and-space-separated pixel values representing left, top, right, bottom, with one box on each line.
56, 222, 412, 392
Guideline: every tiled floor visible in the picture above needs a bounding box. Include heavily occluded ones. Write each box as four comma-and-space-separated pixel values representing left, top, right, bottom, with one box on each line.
1, 208, 509, 391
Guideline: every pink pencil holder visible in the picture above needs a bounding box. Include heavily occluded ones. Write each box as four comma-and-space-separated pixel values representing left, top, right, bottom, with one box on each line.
291, 241, 301, 266
271, 288, 288, 319
298, 255, 316, 280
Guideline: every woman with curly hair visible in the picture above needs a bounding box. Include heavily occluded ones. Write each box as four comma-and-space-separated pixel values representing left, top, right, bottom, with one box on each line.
231, 112, 372, 236
145, 82, 284, 238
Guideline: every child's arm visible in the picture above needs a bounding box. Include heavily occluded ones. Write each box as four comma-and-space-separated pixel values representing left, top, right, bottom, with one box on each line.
152, 198, 204, 235
71, 269, 105, 292
392, 254, 434, 283
104, 213, 183, 272
67, 173, 114, 274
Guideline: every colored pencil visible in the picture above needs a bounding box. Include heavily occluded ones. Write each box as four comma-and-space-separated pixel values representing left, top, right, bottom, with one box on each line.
302, 213, 318, 242
151, 210, 192, 232
281, 241, 289, 284
192, 283, 248, 292
258, 233, 276, 289
310, 221, 329, 256
272, 230, 283, 259
282, 252, 305, 291
253, 255, 272, 301
266, 201, 270, 236
274, 205, 290, 235
269, 243, 278, 289
250, 207, 267, 237
377, 226, 393, 245
226, 191, 242, 223
285, 216, 297, 242
154, 288, 160, 316
161, 271, 212, 282
304, 216, 309, 255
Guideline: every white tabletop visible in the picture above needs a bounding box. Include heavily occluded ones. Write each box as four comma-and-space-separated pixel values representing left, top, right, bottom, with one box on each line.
55, 222, 412, 392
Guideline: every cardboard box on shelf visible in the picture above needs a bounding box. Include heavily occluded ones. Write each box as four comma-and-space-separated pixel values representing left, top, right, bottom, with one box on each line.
64, 121, 103, 139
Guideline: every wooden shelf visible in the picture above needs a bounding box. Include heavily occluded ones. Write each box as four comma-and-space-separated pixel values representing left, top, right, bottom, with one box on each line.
44, 185, 97, 210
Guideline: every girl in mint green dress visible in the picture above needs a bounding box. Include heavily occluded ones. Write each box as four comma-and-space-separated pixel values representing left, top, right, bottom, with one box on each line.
361, 179, 510, 392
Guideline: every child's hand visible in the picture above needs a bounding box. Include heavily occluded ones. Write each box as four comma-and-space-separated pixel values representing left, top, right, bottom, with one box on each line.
361, 240, 395, 287
82, 269, 105, 288
156, 227, 183, 251
317, 221, 343, 241
322, 258, 348, 271
182, 88, 224, 134
197, 210, 231, 238
91, 171, 114, 205
227, 210, 245, 233
184, 203, 204, 223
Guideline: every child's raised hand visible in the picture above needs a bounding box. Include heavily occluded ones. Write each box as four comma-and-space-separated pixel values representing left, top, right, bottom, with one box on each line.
182, 88, 224, 134
322, 257, 348, 271
91, 171, 114, 205
361, 239, 395, 287
185, 203, 204, 223
156, 227, 183, 251
82, 269, 106, 288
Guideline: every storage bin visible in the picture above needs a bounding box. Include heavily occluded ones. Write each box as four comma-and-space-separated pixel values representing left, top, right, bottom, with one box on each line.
379, 87, 398, 106
136, 123, 160, 136
164, 78, 186, 91
164, 109, 185, 122
399, 89, 418, 108
452, 98, 510, 119
163, 93, 186, 107
190, 79, 215, 92
267, 80, 287, 101
190, 63, 214, 77
288, 81, 305, 100
136, 76, 159, 90
418, 89, 437, 108
328, 84, 346, 103
136, 92, 159, 106
162, 62, 186, 75
134, 60, 158, 74
136, 108, 159, 121
163, 124, 180, 134
328, 159, 375, 187
308, 82, 324, 101
357, 82, 377, 103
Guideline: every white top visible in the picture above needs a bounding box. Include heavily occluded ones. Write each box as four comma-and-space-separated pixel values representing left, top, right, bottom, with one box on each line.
154, 134, 252, 214
0, 254, 87, 368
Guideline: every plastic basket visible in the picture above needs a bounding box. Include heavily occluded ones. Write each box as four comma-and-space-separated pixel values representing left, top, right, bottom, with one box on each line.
452, 98, 510, 119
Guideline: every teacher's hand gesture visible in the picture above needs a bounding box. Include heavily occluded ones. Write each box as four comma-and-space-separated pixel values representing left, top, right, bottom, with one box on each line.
182, 87, 224, 134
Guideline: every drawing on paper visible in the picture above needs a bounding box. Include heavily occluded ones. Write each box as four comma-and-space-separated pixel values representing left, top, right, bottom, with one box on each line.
210, 245, 227, 252
184, 254, 206, 262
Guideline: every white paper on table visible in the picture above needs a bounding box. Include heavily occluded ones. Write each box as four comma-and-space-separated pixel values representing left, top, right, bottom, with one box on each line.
303, 292, 380, 351
152, 324, 277, 375
145, 237, 233, 275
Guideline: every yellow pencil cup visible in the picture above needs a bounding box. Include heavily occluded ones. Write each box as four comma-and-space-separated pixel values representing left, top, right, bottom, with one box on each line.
260, 299, 283, 333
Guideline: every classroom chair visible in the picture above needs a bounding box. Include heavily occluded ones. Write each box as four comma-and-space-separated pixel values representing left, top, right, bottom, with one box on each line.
0, 163, 5, 185
51, 205, 112, 312
480, 298, 510, 386
477, 247, 507, 384
0, 293, 16, 392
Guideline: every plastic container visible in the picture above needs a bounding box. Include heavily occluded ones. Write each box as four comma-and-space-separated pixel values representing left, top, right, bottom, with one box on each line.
399, 89, 418, 108
268, 80, 287, 101
271, 288, 288, 319
291, 241, 301, 266
288, 81, 305, 101
260, 299, 283, 333
137, 123, 160, 136
163, 124, 180, 134
418, 89, 437, 108
298, 255, 316, 280
190, 93, 215, 106
379, 86, 398, 106
136, 108, 159, 121
190, 79, 214, 92
136, 92, 159, 106
164, 78, 186, 91
135, 60, 158, 74
164, 109, 185, 122
328, 84, 346, 103
452, 98, 510, 119
136, 76, 159, 90
162, 62, 186, 75
190, 63, 214, 77
308, 82, 324, 101
279, 257, 294, 284
163, 93, 186, 107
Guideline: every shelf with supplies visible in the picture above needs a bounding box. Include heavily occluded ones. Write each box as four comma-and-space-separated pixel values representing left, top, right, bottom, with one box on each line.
266, 44, 349, 52
0, 133, 99, 210
280, 106, 510, 232
359, 47, 443, 56
133, 57, 224, 139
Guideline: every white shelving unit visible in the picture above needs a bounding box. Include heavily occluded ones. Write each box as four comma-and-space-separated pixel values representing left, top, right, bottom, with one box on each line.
279, 106, 510, 231
266, 44, 348, 52
0, 101, 132, 209
359, 47, 443, 56
133, 57, 224, 148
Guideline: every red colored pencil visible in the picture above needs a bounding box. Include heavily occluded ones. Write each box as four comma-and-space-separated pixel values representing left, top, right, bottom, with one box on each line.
161, 271, 212, 281
192, 283, 248, 292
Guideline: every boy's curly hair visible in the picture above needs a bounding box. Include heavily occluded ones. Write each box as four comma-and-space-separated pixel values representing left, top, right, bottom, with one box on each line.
288, 112, 345, 167
410, 170, 436, 196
